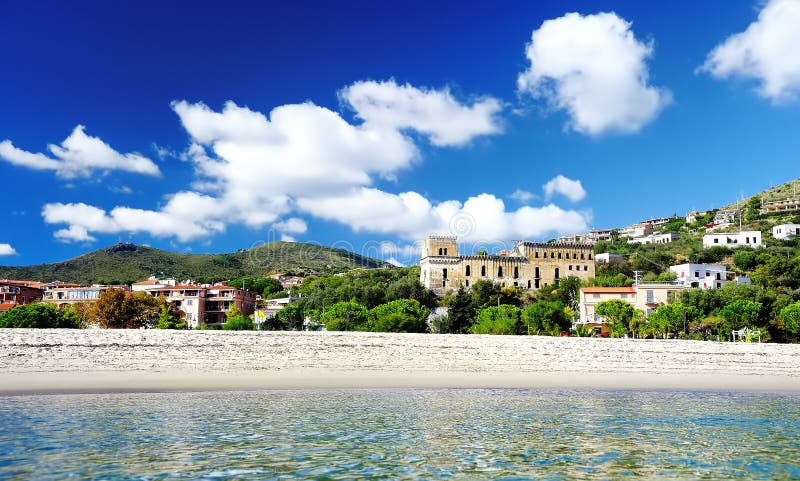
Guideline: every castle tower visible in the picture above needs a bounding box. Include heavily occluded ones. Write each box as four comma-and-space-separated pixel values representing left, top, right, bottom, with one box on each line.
421, 236, 458, 258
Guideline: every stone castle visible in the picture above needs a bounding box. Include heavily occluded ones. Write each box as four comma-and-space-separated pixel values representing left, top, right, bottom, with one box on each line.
419, 236, 595, 295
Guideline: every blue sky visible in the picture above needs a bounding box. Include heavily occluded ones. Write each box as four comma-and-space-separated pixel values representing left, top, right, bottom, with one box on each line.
2, 0, 800, 267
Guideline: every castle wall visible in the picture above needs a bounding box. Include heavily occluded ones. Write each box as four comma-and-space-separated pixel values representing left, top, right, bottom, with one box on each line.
420, 239, 595, 295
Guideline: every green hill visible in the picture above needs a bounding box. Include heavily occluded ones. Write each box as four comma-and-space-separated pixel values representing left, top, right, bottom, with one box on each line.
721, 177, 800, 211
0, 242, 389, 285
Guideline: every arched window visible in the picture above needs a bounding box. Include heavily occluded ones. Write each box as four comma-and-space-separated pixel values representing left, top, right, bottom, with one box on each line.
535, 251, 539, 258
481, 265, 486, 277
444, 248, 448, 255
438, 248, 443, 255
466, 280, 470, 287
498, 266, 503, 277
554, 267, 560, 280
581, 253, 585, 260
513, 266, 519, 279
465, 265, 471, 276
588, 253, 592, 260
551, 252, 555, 259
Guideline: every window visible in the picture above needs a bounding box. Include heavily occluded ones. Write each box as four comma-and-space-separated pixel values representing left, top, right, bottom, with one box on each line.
444, 248, 448, 255
568, 265, 573, 270
438, 248, 443, 255
581, 253, 585, 260
466, 280, 469, 288
535, 251, 539, 258
714, 238, 719, 244
535, 279, 540, 288
694, 271, 699, 278
620, 293, 627, 298
513, 266, 519, 279
551, 252, 555, 258
716, 273, 721, 280
584, 266, 588, 271
588, 253, 592, 260
646, 290, 655, 303
443, 268, 448, 280
745, 237, 750, 244
498, 266, 503, 277
527, 280, 531, 289
481, 265, 486, 277
554, 268, 560, 280
593, 293, 600, 299
187, 299, 193, 306
465, 265, 471, 277
558, 252, 562, 259
535, 267, 540, 278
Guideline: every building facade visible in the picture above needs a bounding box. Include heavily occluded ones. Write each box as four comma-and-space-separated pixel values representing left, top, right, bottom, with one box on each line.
772, 224, 800, 240
138, 284, 256, 328
578, 283, 686, 323
669, 263, 727, 289
0, 281, 44, 311
419, 236, 595, 295
627, 233, 679, 245
702, 231, 762, 248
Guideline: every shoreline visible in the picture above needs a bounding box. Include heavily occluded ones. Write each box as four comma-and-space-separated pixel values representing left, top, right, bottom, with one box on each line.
2, 329, 800, 395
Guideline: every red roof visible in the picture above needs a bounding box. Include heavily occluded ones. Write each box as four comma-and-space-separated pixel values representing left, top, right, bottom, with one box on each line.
581, 287, 636, 294
0, 302, 17, 310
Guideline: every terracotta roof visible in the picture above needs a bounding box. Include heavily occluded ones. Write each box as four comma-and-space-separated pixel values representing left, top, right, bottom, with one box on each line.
133, 280, 159, 285
581, 287, 636, 294
0, 302, 17, 310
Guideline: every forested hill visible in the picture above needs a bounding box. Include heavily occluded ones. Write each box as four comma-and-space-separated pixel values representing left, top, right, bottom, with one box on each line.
0, 242, 389, 285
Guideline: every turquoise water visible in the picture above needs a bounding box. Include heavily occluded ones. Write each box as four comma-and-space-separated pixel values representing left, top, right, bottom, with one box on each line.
1, 389, 799, 480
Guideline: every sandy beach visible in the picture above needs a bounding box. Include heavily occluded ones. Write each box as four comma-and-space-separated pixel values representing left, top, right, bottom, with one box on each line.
1, 329, 799, 394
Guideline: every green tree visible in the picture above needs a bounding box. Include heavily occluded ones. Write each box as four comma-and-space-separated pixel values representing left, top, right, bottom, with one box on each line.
594, 299, 640, 338
123, 291, 161, 329
320, 300, 370, 331
719, 299, 762, 332
86, 288, 128, 328
732, 249, 759, 271
646, 303, 700, 339
274, 303, 305, 330
370, 299, 429, 333
778, 302, 800, 341
471, 305, 523, 335
471, 280, 501, 309
156, 301, 186, 329
447, 287, 476, 334
221, 305, 255, 330
522, 301, 569, 336
0, 303, 80, 328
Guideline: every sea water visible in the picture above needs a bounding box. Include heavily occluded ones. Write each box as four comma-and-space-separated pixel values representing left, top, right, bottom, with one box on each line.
1, 389, 799, 480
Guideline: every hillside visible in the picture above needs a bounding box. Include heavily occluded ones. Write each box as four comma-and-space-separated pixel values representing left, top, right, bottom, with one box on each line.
721, 177, 800, 211
0, 242, 389, 285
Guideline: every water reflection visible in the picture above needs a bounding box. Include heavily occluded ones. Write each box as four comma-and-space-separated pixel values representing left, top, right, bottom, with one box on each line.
1, 389, 799, 480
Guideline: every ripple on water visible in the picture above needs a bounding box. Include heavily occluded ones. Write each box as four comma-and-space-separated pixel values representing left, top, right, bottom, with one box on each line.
1, 389, 799, 480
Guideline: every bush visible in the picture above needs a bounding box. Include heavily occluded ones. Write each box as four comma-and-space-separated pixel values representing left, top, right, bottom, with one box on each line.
0, 303, 80, 329
522, 301, 570, 336
471, 305, 523, 335
221, 315, 255, 331
370, 299, 429, 333
321, 300, 370, 331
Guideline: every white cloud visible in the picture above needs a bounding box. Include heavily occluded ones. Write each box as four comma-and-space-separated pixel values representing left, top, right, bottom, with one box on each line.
543, 175, 586, 202
517, 12, 670, 135
340, 79, 503, 146
0, 243, 17, 256
510, 189, 537, 203
272, 218, 308, 235
297, 188, 590, 242
0, 126, 160, 178
700, 0, 800, 101
386, 257, 405, 267
41, 80, 587, 245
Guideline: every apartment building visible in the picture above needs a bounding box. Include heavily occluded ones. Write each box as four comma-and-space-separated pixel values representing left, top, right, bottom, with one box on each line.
702, 231, 762, 248
669, 263, 727, 289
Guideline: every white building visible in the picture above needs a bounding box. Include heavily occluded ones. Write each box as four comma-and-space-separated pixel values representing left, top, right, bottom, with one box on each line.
670, 263, 727, 289
578, 282, 687, 326
618, 224, 653, 239
772, 224, 800, 240
628, 233, 679, 245
595, 253, 623, 265
702, 231, 761, 248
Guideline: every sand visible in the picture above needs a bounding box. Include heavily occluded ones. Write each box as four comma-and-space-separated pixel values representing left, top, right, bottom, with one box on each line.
1, 329, 799, 394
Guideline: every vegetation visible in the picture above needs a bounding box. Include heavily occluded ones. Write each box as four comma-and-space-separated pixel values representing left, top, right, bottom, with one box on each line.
472, 305, 523, 335
0, 303, 80, 328
221, 306, 255, 330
